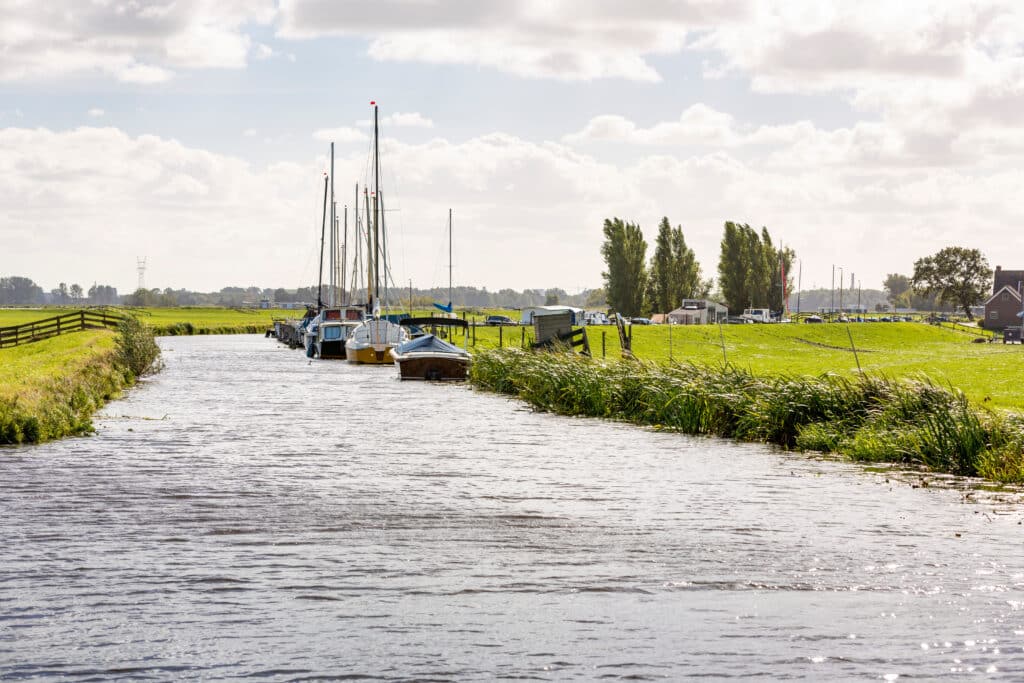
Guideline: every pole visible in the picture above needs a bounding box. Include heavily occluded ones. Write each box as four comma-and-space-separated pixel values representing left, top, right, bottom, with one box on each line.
329, 142, 335, 307
342, 205, 348, 305
364, 187, 372, 313
317, 174, 328, 310
831, 264, 835, 321
796, 260, 802, 315
372, 103, 381, 311
448, 208, 453, 308
838, 267, 844, 317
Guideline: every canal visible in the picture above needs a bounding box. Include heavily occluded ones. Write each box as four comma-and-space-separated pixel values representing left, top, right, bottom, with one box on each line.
2, 335, 1023, 680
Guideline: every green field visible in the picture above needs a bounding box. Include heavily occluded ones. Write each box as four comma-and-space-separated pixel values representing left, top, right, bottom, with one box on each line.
467, 322, 1024, 411
0, 306, 297, 334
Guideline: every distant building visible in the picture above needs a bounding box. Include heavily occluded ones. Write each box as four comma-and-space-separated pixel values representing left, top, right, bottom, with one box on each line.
983, 285, 1022, 330
667, 299, 728, 325
993, 265, 1024, 294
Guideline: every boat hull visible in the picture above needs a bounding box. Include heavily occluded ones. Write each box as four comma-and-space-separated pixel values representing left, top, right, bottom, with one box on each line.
392, 353, 469, 381
346, 344, 394, 364
317, 340, 346, 359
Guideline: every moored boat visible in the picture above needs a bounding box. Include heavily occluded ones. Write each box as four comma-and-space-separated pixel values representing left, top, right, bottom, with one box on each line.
390, 316, 470, 380
345, 318, 408, 364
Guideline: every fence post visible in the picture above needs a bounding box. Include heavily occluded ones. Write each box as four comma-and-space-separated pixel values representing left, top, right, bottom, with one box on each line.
602, 330, 606, 358
499, 325, 503, 348
521, 326, 525, 348
56, 316, 61, 335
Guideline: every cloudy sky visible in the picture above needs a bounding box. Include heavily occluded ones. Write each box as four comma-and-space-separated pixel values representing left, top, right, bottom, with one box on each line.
2, 0, 1023, 296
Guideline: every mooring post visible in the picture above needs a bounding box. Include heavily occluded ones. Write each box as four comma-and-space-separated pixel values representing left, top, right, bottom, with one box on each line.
499, 325, 503, 348
521, 326, 525, 348
602, 330, 606, 357
472, 319, 476, 346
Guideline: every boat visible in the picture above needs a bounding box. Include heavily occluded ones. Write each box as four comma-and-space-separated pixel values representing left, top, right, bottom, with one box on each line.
313, 306, 365, 358
390, 316, 471, 380
345, 101, 409, 364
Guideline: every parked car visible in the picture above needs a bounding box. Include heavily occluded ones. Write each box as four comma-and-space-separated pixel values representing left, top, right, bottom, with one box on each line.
804, 315, 824, 323
629, 317, 651, 325
484, 315, 516, 326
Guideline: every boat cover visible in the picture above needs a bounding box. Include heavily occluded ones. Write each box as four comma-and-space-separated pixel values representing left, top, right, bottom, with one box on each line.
393, 334, 469, 356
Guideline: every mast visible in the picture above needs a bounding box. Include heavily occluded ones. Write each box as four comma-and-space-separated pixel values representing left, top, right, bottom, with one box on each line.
372, 101, 381, 309
329, 142, 335, 306
341, 205, 348, 305
448, 208, 453, 308
364, 186, 373, 313
317, 173, 328, 310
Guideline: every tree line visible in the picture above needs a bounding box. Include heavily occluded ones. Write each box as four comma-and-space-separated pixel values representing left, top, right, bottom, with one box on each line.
601, 218, 793, 317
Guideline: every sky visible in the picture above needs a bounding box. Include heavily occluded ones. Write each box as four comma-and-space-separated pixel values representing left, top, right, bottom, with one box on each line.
2, 0, 1023, 296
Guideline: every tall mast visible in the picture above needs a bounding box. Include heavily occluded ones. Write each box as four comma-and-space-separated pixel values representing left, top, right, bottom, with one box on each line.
372, 101, 381, 308
329, 142, 335, 307
341, 205, 348, 305
364, 186, 373, 313
448, 208, 453, 307
317, 173, 328, 310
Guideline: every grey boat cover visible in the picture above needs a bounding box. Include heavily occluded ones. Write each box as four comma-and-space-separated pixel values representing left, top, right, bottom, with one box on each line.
393, 334, 469, 356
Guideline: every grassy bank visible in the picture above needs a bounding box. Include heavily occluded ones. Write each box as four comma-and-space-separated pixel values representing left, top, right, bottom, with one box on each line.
0, 331, 129, 443
0, 306, 296, 335
470, 349, 1024, 483
467, 322, 1024, 411
0, 318, 161, 445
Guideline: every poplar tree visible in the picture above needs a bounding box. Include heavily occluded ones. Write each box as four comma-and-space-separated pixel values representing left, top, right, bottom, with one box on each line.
601, 217, 647, 317
646, 217, 704, 313
717, 222, 794, 314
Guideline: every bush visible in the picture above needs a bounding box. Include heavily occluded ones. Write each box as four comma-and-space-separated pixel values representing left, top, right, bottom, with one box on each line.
116, 315, 162, 378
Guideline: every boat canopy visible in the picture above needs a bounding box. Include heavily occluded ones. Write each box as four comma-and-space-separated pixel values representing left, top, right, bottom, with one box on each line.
393, 334, 469, 356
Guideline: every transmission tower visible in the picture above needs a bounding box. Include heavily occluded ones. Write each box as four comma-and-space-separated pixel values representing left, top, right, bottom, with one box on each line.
137, 257, 147, 291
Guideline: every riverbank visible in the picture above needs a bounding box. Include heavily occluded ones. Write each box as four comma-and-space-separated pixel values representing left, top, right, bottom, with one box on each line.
470, 349, 1024, 483
0, 330, 129, 443
0, 306, 295, 336
0, 318, 161, 445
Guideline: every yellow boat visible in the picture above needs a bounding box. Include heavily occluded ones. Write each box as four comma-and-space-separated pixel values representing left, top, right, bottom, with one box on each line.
345, 318, 408, 364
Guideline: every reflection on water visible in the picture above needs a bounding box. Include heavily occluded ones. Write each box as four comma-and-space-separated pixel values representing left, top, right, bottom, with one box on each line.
2, 335, 1024, 680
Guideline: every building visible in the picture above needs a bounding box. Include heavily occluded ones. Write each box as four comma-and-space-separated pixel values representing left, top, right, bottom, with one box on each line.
983, 285, 1022, 330
983, 266, 1024, 330
667, 299, 728, 325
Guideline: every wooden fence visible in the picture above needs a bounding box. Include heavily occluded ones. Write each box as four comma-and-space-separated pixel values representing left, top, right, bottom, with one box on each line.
0, 310, 125, 349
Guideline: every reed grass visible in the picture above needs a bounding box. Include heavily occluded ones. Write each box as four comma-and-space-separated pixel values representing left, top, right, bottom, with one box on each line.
469, 349, 1024, 483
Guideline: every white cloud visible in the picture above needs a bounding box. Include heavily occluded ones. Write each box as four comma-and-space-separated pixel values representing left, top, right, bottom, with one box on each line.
87, 108, 105, 118
312, 127, 369, 143
0, 1, 276, 83
5, 124, 1024, 294
277, 0, 744, 82
243, 128, 257, 137
254, 43, 275, 60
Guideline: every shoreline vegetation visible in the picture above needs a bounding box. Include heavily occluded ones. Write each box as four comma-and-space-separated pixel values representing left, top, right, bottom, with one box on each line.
0, 317, 161, 445
469, 348, 1024, 483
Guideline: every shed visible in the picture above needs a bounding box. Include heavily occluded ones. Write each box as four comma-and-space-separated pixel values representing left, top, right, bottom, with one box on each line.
983, 285, 1022, 330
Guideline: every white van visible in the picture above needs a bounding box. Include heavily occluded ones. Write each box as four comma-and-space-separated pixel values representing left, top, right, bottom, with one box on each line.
741, 308, 772, 323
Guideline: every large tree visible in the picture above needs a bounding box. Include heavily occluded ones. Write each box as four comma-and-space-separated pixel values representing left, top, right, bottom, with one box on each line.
0, 276, 44, 305
883, 273, 911, 308
911, 247, 992, 320
717, 222, 794, 314
601, 217, 647, 317
646, 217, 705, 314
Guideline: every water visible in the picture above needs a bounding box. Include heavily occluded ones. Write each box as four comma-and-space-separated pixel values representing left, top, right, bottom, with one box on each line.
3, 335, 1024, 680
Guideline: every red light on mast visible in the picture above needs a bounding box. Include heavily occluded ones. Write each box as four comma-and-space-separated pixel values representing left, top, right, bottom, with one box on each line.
370, 100, 376, 106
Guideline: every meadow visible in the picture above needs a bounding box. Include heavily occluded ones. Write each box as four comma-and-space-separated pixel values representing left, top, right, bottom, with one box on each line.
0, 306, 296, 335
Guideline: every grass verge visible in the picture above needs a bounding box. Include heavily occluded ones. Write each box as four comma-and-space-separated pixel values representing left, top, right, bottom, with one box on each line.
469, 349, 1024, 483
0, 318, 161, 445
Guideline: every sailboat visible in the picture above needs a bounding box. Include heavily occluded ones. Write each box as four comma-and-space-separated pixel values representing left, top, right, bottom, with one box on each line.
306, 144, 365, 359
390, 209, 471, 380
346, 102, 409, 364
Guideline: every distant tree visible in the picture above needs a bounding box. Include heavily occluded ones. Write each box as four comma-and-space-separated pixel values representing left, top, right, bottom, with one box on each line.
600, 217, 647, 317
544, 291, 560, 305
883, 274, 911, 307
0, 276, 44, 305
717, 222, 793, 314
911, 247, 992, 320
69, 283, 83, 301
584, 287, 606, 308
646, 217, 705, 314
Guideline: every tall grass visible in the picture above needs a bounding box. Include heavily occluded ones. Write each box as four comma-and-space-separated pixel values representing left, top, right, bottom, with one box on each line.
470, 349, 1024, 483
